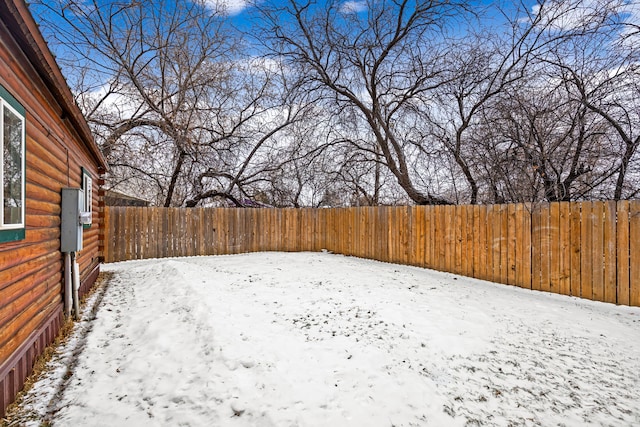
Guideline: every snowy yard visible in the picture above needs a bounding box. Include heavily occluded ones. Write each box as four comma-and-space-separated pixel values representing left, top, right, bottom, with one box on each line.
15, 252, 640, 426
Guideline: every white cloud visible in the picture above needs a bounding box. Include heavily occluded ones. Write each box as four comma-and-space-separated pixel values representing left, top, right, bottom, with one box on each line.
531, 0, 602, 31
203, 0, 249, 16
619, 0, 640, 44
531, 0, 640, 32
236, 56, 282, 73
78, 82, 140, 120
340, 1, 367, 14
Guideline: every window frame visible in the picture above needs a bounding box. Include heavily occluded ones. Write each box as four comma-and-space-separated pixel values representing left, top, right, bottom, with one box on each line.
81, 167, 93, 228
0, 84, 26, 243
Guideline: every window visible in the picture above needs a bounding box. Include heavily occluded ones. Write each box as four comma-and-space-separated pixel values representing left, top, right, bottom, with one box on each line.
82, 168, 92, 226
0, 84, 25, 243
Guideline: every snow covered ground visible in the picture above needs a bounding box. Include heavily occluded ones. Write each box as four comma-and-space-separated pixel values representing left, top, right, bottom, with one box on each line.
12, 252, 640, 426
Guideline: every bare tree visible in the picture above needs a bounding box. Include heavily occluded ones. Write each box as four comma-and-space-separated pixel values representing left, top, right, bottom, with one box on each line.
34, 0, 235, 205
257, 0, 475, 205
526, 0, 640, 200
440, 0, 640, 203
476, 79, 612, 203
549, 52, 639, 198
33, 0, 308, 207
34, 0, 639, 207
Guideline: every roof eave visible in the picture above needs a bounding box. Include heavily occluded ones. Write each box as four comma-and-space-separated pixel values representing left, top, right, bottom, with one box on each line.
1, 0, 109, 171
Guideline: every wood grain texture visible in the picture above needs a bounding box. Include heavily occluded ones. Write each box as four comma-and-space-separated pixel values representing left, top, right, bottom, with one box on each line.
629, 201, 640, 306
603, 201, 617, 304
616, 201, 630, 305
591, 202, 605, 302
559, 203, 571, 296
580, 202, 593, 300
1, 24, 103, 388
507, 204, 517, 286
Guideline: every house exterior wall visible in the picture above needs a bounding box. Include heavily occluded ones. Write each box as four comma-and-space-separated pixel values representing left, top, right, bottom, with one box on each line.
0, 0, 106, 415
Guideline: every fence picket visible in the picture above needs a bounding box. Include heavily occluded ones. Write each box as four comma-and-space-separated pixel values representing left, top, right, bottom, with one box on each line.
515, 204, 524, 288
603, 201, 617, 304
522, 204, 532, 289
477, 205, 488, 281
455, 205, 463, 275
559, 203, 570, 295
531, 204, 543, 291
592, 202, 605, 302
540, 204, 551, 293
550, 203, 561, 293
507, 204, 517, 286
580, 202, 594, 299
630, 201, 640, 306
569, 203, 581, 297
616, 201, 630, 305
500, 205, 509, 285
465, 206, 474, 278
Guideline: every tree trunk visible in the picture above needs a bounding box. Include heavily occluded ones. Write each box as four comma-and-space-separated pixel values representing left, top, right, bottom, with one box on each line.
164, 151, 186, 207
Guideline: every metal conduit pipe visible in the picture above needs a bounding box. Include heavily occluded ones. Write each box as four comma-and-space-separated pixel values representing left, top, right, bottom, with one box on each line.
64, 252, 72, 318
72, 251, 80, 320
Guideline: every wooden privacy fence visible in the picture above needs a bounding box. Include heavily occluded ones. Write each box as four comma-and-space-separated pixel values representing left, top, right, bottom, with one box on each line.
103, 201, 640, 306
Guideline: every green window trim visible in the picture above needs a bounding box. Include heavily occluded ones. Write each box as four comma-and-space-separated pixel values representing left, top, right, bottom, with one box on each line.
0, 228, 25, 243
0, 83, 26, 243
0, 84, 25, 116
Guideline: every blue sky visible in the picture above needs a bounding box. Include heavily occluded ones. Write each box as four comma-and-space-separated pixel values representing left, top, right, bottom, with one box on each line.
216, 0, 640, 34
216, 0, 541, 28
31, 1, 543, 38
29, 0, 639, 91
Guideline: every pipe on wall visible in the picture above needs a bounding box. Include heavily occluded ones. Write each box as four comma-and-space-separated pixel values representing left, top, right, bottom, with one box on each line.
72, 252, 80, 320
64, 252, 72, 318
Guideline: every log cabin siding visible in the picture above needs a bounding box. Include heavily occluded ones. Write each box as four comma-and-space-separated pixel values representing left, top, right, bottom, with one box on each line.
0, 0, 107, 415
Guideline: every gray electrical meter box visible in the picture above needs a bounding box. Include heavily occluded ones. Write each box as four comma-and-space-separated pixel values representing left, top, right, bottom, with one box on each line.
61, 188, 84, 252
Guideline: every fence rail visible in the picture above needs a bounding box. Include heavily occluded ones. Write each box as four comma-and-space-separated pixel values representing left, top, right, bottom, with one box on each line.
103, 201, 640, 306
